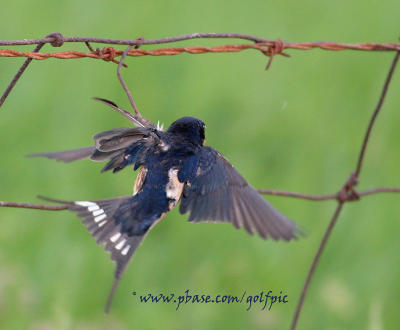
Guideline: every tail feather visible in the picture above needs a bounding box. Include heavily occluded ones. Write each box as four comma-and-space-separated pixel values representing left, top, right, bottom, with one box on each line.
39, 195, 157, 313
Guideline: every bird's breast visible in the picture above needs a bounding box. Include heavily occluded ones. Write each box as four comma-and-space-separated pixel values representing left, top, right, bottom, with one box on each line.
165, 168, 184, 210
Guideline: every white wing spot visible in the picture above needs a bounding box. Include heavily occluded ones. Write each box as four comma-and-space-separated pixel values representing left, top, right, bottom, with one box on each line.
98, 220, 107, 227
94, 214, 106, 223
115, 239, 126, 250
92, 209, 104, 217
121, 245, 131, 255
75, 201, 97, 207
110, 233, 121, 242
88, 205, 100, 212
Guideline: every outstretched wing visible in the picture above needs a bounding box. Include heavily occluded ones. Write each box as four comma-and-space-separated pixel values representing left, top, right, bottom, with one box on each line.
179, 146, 300, 241
28, 97, 159, 171
28, 127, 162, 173
27, 146, 96, 162
40, 194, 160, 313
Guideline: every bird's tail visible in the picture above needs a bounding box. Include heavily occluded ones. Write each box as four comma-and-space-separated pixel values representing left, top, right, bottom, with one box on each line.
38, 195, 151, 313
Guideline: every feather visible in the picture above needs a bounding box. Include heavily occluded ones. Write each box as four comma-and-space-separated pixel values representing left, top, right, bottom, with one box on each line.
93, 97, 147, 128
179, 146, 300, 241
27, 146, 95, 163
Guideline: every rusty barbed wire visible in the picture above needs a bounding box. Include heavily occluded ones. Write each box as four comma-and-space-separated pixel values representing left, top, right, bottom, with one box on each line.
1, 31, 400, 110
1, 42, 400, 61
1, 32, 400, 108
1, 32, 400, 328
0, 44, 284, 60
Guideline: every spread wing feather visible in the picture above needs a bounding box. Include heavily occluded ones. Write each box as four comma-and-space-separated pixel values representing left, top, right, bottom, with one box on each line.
28, 127, 161, 174
27, 146, 96, 163
93, 127, 151, 152
179, 147, 300, 241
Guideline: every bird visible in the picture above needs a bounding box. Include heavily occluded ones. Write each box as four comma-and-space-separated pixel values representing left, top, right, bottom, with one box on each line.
29, 98, 301, 312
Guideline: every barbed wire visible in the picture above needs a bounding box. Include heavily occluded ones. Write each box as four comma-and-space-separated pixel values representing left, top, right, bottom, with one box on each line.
2, 32, 400, 49
1, 32, 400, 108
0, 32, 400, 328
2, 41, 400, 61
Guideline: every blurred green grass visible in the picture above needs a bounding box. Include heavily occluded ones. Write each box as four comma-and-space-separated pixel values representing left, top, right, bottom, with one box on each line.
1, 1, 399, 329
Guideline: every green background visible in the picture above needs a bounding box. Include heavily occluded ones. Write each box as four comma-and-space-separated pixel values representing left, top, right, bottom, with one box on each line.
1, 1, 399, 329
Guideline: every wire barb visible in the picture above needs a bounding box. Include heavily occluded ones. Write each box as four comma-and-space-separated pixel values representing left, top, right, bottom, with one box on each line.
91, 47, 128, 67
264, 39, 288, 70
46, 32, 64, 47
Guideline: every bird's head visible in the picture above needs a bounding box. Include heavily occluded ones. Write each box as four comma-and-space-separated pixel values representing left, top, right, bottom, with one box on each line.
167, 116, 206, 146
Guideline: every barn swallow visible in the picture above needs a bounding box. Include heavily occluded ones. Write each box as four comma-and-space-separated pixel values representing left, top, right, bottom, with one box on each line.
30, 98, 301, 312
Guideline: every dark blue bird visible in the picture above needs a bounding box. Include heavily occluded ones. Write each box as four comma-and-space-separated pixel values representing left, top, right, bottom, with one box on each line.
30, 98, 301, 312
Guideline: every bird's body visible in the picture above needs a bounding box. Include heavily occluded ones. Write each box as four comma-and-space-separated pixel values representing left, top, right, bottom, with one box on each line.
30, 102, 301, 312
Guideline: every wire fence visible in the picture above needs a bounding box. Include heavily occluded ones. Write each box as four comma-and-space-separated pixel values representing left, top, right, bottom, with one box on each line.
1, 32, 399, 329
